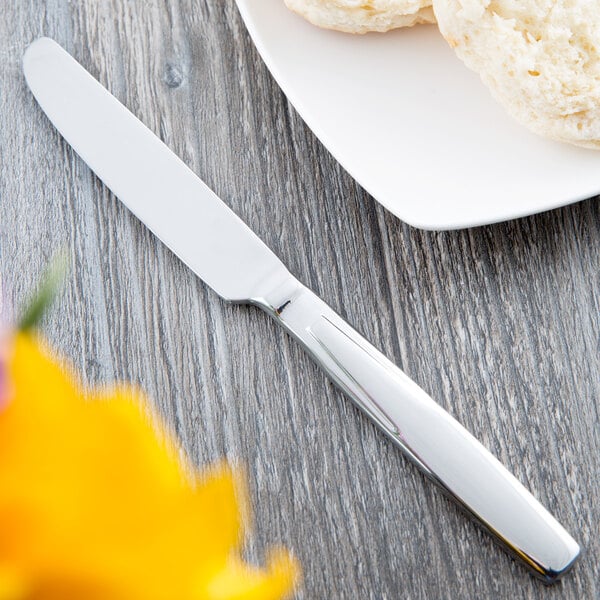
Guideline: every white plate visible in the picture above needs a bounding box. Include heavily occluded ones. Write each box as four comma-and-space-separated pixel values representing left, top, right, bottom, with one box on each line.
236, 0, 600, 230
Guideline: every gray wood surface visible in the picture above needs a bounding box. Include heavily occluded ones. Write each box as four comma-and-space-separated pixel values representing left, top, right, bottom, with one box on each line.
1, 1, 599, 598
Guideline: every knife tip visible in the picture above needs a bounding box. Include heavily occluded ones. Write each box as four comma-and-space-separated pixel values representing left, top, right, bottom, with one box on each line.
23, 37, 61, 74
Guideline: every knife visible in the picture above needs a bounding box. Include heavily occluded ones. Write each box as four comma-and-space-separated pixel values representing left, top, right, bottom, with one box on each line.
23, 37, 580, 582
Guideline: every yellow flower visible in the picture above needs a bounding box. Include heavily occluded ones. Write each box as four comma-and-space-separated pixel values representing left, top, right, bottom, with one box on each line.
0, 333, 298, 600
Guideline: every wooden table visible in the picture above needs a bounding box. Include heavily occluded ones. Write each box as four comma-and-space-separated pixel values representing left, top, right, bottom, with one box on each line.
2, 2, 598, 598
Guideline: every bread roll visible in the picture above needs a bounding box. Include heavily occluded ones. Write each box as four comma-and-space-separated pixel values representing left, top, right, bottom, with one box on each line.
433, 0, 600, 148
285, 0, 435, 34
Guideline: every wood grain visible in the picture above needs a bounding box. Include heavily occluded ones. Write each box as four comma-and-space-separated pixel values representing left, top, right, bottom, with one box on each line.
1, 1, 599, 597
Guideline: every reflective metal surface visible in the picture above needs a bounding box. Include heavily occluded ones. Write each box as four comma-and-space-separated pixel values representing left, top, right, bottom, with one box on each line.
24, 37, 580, 582
256, 281, 580, 582
23, 37, 290, 303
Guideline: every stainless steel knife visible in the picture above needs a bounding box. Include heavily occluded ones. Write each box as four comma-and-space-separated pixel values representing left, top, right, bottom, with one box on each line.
23, 37, 580, 582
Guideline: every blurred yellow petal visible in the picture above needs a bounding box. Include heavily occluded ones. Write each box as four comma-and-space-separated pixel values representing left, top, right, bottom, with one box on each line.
205, 551, 300, 600
0, 333, 299, 600
0, 565, 29, 600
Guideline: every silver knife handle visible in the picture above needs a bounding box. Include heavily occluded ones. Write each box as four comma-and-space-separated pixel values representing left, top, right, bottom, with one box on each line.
254, 277, 579, 582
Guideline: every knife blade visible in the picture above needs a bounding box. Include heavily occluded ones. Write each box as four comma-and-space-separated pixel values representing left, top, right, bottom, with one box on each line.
23, 37, 580, 582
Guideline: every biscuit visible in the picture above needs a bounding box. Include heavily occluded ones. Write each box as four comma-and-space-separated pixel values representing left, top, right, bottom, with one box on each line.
285, 0, 435, 34
433, 0, 600, 148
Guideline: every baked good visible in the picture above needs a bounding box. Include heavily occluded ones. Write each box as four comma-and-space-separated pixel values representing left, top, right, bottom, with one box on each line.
284, 0, 435, 34
433, 0, 600, 148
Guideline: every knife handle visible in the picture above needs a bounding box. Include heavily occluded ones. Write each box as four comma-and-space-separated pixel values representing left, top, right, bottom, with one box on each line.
255, 279, 579, 582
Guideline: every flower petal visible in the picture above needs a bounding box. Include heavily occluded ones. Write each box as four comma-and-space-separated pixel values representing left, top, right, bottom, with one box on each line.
0, 333, 299, 599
